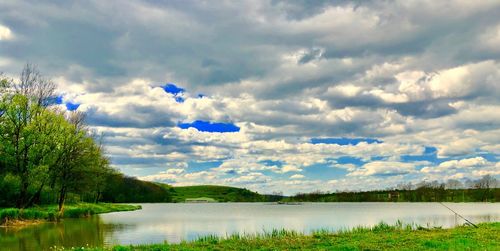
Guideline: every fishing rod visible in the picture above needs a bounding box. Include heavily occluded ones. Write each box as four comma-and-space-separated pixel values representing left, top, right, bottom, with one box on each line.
439, 202, 478, 228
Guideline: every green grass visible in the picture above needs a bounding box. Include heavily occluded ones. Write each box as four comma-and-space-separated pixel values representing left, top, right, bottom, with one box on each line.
184, 197, 217, 202
0, 203, 141, 224
169, 185, 265, 202
72, 222, 499, 250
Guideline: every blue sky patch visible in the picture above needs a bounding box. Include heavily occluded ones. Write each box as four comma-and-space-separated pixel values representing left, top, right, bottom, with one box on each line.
46, 95, 79, 111
44, 95, 64, 106
66, 102, 80, 111
259, 160, 283, 167
371, 156, 387, 161
188, 161, 223, 172
401, 146, 438, 163
424, 146, 438, 154
478, 153, 497, 162
178, 120, 240, 133
336, 156, 365, 166
162, 83, 185, 95
304, 163, 348, 180
175, 96, 185, 103
55, 95, 64, 104
311, 137, 382, 145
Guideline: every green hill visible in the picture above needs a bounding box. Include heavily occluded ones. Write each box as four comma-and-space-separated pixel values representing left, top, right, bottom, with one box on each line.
100, 174, 173, 203
169, 185, 270, 203
101, 181, 282, 203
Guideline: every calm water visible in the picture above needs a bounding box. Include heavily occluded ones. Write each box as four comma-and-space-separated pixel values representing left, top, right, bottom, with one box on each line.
1, 203, 499, 250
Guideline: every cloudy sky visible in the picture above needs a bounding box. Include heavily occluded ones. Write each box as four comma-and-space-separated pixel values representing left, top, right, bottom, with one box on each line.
1, 0, 499, 194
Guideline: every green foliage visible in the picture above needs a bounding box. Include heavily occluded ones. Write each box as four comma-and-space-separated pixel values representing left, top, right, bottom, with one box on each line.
0, 208, 50, 224
170, 185, 270, 202
286, 188, 500, 203
0, 65, 128, 210
0, 208, 21, 223
0, 203, 141, 224
0, 173, 21, 206
61, 203, 141, 218
101, 174, 172, 203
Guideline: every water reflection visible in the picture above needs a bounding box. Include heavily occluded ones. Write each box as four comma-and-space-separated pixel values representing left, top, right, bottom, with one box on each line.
0, 217, 105, 251
1, 202, 499, 251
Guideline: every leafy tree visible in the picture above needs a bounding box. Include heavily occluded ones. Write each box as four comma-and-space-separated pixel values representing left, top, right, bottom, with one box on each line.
50, 112, 99, 211
1, 64, 171, 209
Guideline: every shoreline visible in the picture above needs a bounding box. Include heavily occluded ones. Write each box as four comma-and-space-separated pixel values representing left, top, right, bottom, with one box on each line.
0, 219, 46, 228
0, 203, 141, 228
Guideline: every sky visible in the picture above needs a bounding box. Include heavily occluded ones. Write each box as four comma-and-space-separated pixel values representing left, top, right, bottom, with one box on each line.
1, 0, 499, 194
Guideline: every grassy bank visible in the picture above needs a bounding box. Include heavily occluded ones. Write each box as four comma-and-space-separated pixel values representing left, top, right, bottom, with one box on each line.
75, 222, 499, 250
0, 203, 141, 226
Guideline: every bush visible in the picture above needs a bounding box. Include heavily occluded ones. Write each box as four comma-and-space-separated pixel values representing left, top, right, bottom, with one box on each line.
0, 174, 21, 207
0, 208, 20, 223
20, 209, 48, 220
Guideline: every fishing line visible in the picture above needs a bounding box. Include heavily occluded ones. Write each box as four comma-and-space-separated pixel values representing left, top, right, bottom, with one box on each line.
439, 202, 478, 228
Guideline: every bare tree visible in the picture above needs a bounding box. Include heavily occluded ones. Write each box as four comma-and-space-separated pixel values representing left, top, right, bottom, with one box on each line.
0, 73, 11, 118
475, 175, 497, 189
67, 111, 87, 130
397, 182, 414, 190
272, 191, 283, 196
445, 179, 463, 190
463, 178, 475, 189
474, 175, 498, 202
15, 63, 56, 107
446, 179, 463, 201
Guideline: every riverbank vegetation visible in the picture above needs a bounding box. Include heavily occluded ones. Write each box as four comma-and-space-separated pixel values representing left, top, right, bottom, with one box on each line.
0, 203, 140, 226
78, 222, 500, 250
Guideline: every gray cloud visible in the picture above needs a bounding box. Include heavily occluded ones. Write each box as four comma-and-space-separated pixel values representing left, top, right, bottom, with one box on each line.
1, 0, 499, 191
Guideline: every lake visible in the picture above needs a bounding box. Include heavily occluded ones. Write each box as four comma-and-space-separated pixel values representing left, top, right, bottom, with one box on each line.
1, 202, 499, 250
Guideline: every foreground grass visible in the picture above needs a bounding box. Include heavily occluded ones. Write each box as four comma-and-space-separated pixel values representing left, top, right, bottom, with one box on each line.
0, 203, 141, 225
73, 222, 500, 251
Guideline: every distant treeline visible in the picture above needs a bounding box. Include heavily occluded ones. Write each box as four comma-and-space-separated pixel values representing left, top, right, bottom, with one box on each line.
101, 174, 172, 203
169, 185, 282, 203
285, 176, 499, 203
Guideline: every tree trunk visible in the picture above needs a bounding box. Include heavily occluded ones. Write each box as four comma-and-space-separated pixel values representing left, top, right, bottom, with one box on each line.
58, 186, 66, 212
17, 145, 31, 209
16, 176, 29, 208
26, 182, 45, 207
94, 190, 101, 204
482, 189, 489, 202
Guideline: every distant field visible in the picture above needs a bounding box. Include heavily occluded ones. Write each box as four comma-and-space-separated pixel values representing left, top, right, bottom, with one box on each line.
81, 222, 500, 250
168, 185, 267, 202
